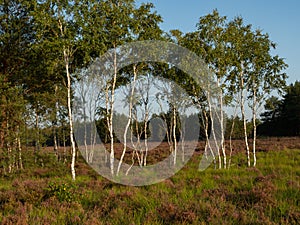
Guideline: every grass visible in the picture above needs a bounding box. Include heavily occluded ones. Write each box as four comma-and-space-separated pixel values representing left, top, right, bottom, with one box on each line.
0, 148, 299, 224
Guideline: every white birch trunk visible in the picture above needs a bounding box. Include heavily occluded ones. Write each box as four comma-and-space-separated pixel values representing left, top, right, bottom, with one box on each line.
108, 46, 118, 175
252, 88, 257, 167
64, 48, 77, 180
58, 15, 76, 179
240, 69, 250, 167
172, 106, 177, 165
17, 126, 23, 170
35, 110, 40, 158
53, 127, 58, 160
143, 109, 149, 166
207, 92, 221, 169
53, 86, 58, 160
217, 78, 226, 169
117, 65, 137, 175
83, 107, 88, 162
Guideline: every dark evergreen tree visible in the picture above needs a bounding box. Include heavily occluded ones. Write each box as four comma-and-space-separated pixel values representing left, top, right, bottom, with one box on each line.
258, 81, 300, 136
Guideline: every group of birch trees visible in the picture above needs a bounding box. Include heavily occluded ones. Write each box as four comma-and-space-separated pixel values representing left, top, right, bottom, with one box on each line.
1, 0, 288, 179
175, 10, 287, 168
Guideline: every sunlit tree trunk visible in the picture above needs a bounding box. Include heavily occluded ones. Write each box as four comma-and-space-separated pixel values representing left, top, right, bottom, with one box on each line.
117, 65, 137, 175
252, 87, 257, 167
172, 106, 177, 165
63, 47, 76, 180
106, 46, 118, 175
17, 126, 23, 170
239, 68, 251, 167
207, 92, 221, 169
53, 124, 58, 160
217, 77, 226, 169
35, 109, 40, 161
141, 75, 151, 167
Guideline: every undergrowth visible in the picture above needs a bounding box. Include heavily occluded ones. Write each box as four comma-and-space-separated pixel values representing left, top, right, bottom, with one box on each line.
0, 148, 299, 224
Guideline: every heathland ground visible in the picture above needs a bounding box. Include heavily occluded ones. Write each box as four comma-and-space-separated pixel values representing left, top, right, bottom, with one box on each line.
0, 137, 299, 224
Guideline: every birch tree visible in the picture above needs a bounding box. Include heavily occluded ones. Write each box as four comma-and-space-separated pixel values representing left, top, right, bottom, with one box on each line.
178, 11, 229, 169
117, 64, 138, 175
197, 10, 235, 168
32, 0, 81, 180
247, 31, 287, 166
227, 17, 287, 167
226, 17, 255, 167
86, 0, 162, 175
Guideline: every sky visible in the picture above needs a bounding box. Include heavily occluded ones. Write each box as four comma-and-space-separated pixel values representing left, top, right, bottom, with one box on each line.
136, 0, 300, 85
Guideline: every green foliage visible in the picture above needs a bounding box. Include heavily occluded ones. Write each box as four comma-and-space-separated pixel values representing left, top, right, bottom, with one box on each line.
46, 181, 78, 203
259, 81, 300, 136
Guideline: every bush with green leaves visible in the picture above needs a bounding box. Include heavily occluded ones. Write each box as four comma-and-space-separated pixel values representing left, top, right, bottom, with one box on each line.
46, 181, 77, 203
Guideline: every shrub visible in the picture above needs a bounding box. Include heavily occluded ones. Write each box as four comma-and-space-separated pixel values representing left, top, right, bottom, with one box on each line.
45, 181, 78, 203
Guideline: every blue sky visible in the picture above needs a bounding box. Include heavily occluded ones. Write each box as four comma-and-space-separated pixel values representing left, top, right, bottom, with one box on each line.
136, 0, 300, 84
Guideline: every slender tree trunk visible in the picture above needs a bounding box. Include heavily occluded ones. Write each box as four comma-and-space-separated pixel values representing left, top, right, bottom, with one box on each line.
207, 92, 221, 169
17, 126, 23, 170
117, 65, 137, 175
172, 106, 177, 165
109, 112, 115, 175
202, 109, 216, 168
228, 105, 238, 169
196, 85, 216, 168
143, 103, 149, 166
57, 10, 76, 179
241, 100, 250, 167
107, 45, 118, 175
252, 88, 257, 167
228, 119, 235, 169
7, 144, 12, 173
130, 109, 142, 167
105, 86, 110, 165
35, 110, 40, 159
166, 115, 173, 155
53, 86, 58, 160
84, 108, 88, 162
89, 96, 97, 163
53, 125, 58, 160
135, 109, 143, 167
203, 110, 209, 159
240, 72, 250, 167
142, 76, 150, 167
64, 48, 76, 180
218, 78, 226, 169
